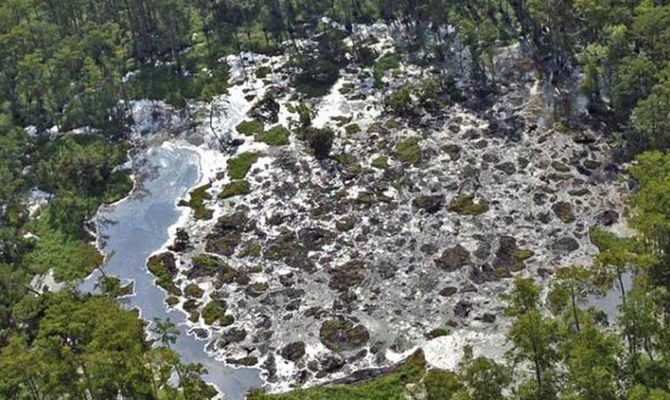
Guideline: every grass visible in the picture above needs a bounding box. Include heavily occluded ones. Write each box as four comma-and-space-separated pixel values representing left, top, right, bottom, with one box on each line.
257, 125, 290, 146
227, 152, 260, 179
178, 184, 213, 220
236, 120, 265, 136
219, 180, 251, 199
248, 350, 427, 400
395, 138, 422, 165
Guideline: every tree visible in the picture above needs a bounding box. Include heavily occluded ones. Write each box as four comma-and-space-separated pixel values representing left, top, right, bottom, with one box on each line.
457, 346, 511, 400
549, 265, 599, 332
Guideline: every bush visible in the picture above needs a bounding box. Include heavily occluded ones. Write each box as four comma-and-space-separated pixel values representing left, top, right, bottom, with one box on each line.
395, 138, 422, 165
236, 120, 264, 136
371, 155, 389, 169
373, 52, 402, 87
219, 180, 251, 199
305, 128, 335, 159
424, 369, 462, 400
227, 152, 260, 179
178, 184, 213, 220
387, 87, 414, 116
202, 301, 235, 326
294, 57, 340, 97
344, 123, 361, 135
258, 125, 290, 146
184, 283, 204, 298
447, 194, 490, 216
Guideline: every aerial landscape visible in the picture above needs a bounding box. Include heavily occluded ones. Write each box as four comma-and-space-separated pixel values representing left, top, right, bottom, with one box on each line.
1, 1, 670, 400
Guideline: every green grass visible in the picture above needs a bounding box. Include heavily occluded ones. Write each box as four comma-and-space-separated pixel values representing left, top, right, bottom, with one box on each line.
178, 184, 213, 220
227, 152, 260, 179
248, 351, 427, 400
257, 125, 290, 146
236, 120, 265, 136
395, 138, 422, 165
219, 180, 251, 199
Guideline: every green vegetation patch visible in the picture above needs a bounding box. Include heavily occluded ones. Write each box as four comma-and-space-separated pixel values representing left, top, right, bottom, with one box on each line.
344, 123, 362, 135
128, 62, 230, 107
178, 184, 213, 220
257, 125, 290, 146
23, 216, 104, 282
395, 138, 422, 165
147, 252, 181, 296
227, 152, 261, 179
248, 350, 426, 400
236, 120, 265, 136
373, 52, 402, 87
371, 155, 389, 169
184, 283, 204, 298
202, 301, 235, 326
448, 194, 490, 216
219, 180, 251, 199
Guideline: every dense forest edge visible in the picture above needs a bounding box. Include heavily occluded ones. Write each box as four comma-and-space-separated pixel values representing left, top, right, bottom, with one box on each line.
1, 0, 670, 399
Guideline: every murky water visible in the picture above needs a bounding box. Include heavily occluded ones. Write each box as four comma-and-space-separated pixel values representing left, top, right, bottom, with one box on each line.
82, 145, 264, 399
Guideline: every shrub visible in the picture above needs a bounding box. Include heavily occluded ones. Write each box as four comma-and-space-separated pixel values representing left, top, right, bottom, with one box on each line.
373, 52, 401, 87
395, 138, 422, 165
344, 123, 361, 135
294, 57, 340, 97
258, 125, 290, 145
184, 283, 204, 298
227, 152, 260, 179
178, 184, 213, 220
236, 120, 264, 136
219, 180, 251, 199
387, 86, 414, 116
306, 127, 335, 159
371, 155, 389, 169
447, 194, 490, 216
255, 66, 272, 79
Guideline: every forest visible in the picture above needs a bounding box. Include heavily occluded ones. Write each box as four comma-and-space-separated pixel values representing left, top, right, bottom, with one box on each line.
1, 0, 670, 399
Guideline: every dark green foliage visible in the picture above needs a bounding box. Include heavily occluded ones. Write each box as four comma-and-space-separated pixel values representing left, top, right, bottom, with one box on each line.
248, 350, 427, 400
227, 152, 260, 179
178, 184, 214, 220
448, 194, 490, 216
395, 138, 422, 165
147, 253, 181, 296
219, 180, 251, 199
305, 127, 335, 160
258, 125, 290, 146
374, 53, 402, 87
293, 57, 341, 97
236, 120, 265, 136
202, 301, 234, 326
